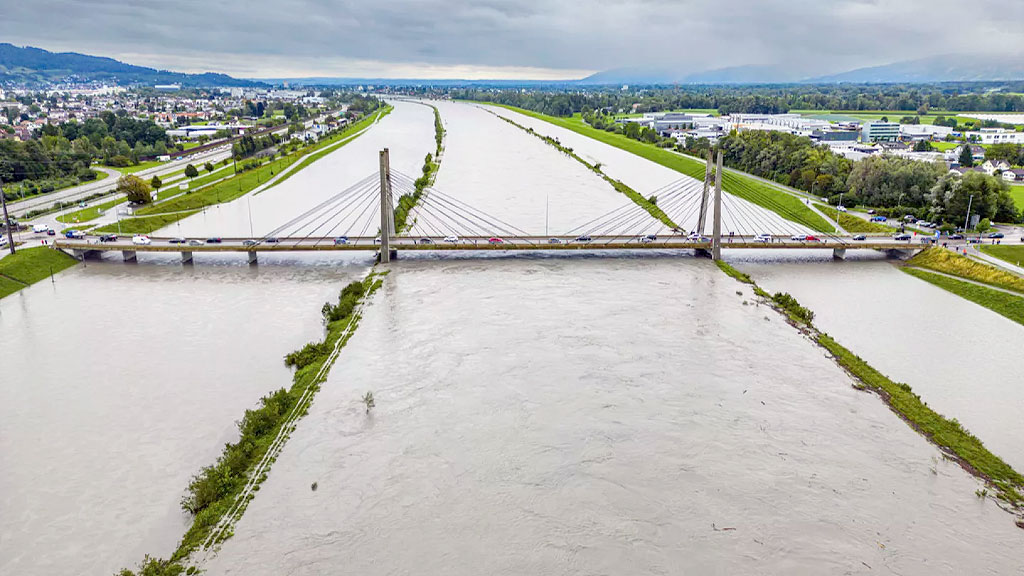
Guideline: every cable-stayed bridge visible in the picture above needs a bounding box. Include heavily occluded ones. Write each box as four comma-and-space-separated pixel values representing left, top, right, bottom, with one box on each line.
55, 149, 927, 264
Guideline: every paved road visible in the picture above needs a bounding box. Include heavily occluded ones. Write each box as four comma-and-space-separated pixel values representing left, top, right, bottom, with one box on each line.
7, 146, 233, 218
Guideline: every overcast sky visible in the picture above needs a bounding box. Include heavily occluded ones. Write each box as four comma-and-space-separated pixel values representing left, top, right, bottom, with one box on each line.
2, 0, 1023, 80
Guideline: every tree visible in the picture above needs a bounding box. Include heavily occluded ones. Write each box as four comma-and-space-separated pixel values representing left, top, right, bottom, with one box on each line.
959, 145, 974, 168
184, 163, 199, 179
976, 218, 991, 233
913, 140, 934, 152
150, 175, 162, 192
204, 162, 214, 174
117, 174, 152, 204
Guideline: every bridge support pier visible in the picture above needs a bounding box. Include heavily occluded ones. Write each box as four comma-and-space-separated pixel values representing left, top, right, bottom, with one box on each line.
247, 251, 258, 265
710, 151, 724, 261
122, 250, 136, 262
832, 248, 847, 260
72, 248, 90, 260
181, 251, 193, 264
378, 148, 394, 264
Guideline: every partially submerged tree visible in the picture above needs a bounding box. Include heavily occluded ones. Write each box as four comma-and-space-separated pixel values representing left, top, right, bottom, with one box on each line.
117, 174, 152, 204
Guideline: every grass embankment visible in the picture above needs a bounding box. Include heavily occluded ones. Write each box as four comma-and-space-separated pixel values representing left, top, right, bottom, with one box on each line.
57, 196, 126, 224
263, 106, 392, 193
118, 272, 386, 576
484, 103, 832, 233
95, 109, 390, 235
908, 247, 1024, 294
394, 104, 443, 232
815, 204, 892, 234
903, 268, 1024, 326
486, 108, 675, 228
980, 245, 1024, 267
0, 247, 78, 299
715, 260, 1024, 510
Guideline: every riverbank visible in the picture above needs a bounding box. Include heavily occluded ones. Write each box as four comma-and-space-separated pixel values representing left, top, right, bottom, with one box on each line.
0, 246, 78, 299
477, 102, 832, 233
94, 108, 390, 235
716, 259, 1024, 517
118, 270, 386, 576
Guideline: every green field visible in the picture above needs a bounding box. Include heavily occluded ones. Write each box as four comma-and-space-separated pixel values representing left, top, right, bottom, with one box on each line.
907, 247, 1024, 294
108, 160, 165, 174
487, 104, 831, 232
904, 267, 1024, 326
57, 196, 126, 224
1010, 185, 1024, 211
0, 246, 79, 299
979, 245, 1024, 268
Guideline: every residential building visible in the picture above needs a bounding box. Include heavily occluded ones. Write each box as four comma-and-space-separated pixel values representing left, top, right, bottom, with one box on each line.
982, 159, 1012, 175
967, 128, 1024, 145
1001, 169, 1024, 182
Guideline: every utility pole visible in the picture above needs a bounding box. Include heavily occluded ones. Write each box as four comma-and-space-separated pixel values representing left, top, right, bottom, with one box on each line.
711, 151, 724, 260
1, 180, 16, 255
963, 194, 974, 235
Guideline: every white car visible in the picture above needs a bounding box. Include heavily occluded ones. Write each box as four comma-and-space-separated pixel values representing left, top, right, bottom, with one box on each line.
754, 233, 772, 242
790, 234, 806, 241
443, 235, 459, 243
837, 205, 848, 212
132, 235, 152, 246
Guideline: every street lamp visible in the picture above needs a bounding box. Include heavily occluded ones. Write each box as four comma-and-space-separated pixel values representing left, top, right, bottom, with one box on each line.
963, 194, 974, 235
0, 179, 16, 255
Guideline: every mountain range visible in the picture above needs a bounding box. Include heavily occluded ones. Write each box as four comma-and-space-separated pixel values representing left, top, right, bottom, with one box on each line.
2, 43, 1023, 87
0, 43, 263, 87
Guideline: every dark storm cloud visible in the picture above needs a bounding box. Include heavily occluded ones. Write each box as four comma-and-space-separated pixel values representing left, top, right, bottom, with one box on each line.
2, 0, 1023, 78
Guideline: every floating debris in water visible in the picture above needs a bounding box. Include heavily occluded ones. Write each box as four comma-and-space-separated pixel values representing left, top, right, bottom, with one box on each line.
311, 481, 318, 492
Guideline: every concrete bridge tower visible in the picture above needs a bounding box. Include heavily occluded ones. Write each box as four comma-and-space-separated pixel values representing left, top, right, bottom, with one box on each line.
711, 151, 723, 261
378, 148, 395, 263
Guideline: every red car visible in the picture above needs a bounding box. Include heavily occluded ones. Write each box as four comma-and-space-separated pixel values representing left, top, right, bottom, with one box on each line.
488, 237, 504, 244
805, 235, 822, 242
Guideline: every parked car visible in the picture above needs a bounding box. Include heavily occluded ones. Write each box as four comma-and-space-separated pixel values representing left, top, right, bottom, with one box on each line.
870, 216, 887, 222
206, 237, 222, 244
443, 235, 459, 243
132, 235, 152, 245
754, 233, 772, 242
893, 234, 912, 241
168, 237, 187, 244
243, 239, 258, 247
334, 236, 348, 245
988, 232, 1005, 239
575, 235, 592, 243
852, 234, 867, 241
488, 237, 504, 244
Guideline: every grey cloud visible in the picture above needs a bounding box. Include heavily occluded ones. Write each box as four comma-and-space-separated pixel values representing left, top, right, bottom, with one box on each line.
2, 0, 1023, 78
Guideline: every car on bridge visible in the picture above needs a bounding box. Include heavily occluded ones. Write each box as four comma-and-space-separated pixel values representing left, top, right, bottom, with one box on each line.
188, 239, 204, 246
893, 234, 912, 241
687, 232, 708, 242
548, 238, 563, 244
168, 237, 187, 244
64, 230, 86, 239
334, 236, 349, 245
790, 234, 806, 241
243, 240, 258, 247
419, 238, 434, 245
488, 237, 504, 244
443, 235, 459, 243
132, 235, 152, 246
805, 235, 822, 242
639, 234, 657, 243
265, 237, 280, 244
852, 234, 867, 241
99, 234, 118, 243
206, 237, 223, 244
575, 235, 592, 243
754, 233, 772, 242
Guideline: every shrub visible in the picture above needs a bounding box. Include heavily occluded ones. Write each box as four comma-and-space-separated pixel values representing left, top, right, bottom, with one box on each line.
772, 292, 815, 325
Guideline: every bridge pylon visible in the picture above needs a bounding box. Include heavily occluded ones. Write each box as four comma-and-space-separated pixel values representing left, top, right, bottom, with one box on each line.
379, 148, 394, 263
696, 149, 713, 234
711, 151, 723, 261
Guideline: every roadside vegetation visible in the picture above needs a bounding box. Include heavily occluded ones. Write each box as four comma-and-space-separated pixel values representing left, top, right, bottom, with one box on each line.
0, 246, 78, 299
903, 268, 1024, 326
117, 272, 386, 576
979, 245, 1024, 267
716, 259, 1024, 513
484, 104, 830, 232
907, 247, 1024, 294
94, 108, 389, 235
394, 104, 443, 233
815, 204, 892, 234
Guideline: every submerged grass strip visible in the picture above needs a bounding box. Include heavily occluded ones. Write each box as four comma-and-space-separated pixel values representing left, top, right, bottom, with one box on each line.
394, 103, 444, 233
481, 102, 831, 233
903, 268, 1024, 326
483, 107, 676, 229
715, 259, 1024, 514
118, 271, 387, 576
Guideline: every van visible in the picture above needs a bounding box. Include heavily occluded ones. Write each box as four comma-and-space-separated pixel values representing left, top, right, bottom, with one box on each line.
32, 224, 50, 234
